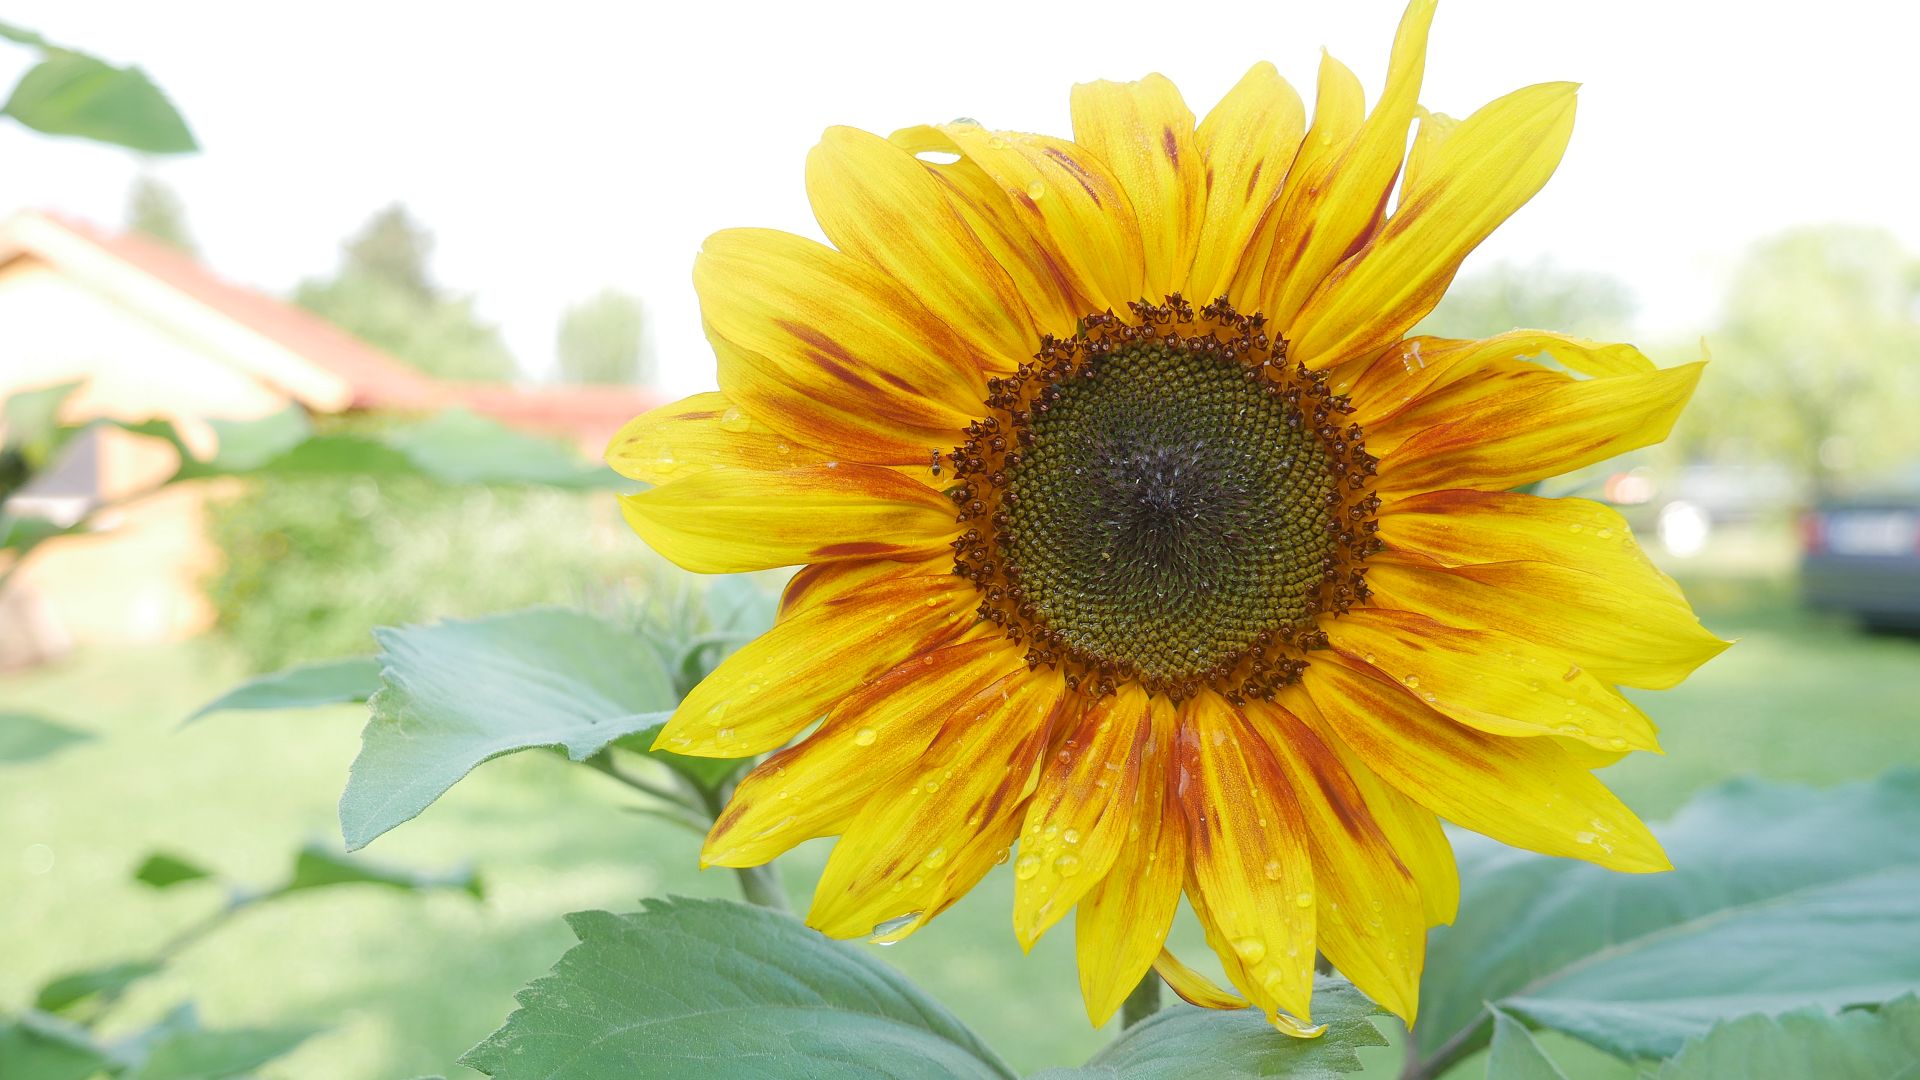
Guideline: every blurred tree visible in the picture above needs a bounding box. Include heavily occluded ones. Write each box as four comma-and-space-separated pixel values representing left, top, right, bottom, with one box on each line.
557, 289, 649, 385
1679, 226, 1920, 496
296, 204, 517, 382
125, 174, 196, 255
1417, 257, 1636, 341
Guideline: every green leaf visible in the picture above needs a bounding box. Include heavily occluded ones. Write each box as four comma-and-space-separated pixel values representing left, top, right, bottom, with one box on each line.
34, 960, 163, 1013
186, 657, 381, 723
0, 20, 50, 47
460, 896, 1013, 1080
384, 409, 616, 490
127, 1022, 317, 1080
1413, 770, 1920, 1068
1646, 995, 1920, 1079
0, 1013, 114, 1080
1031, 977, 1387, 1079
340, 609, 677, 850
194, 408, 314, 473
134, 852, 213, 889
1, 380, 84, 455
4, 50, 195, 153
0, 712, 91, 765
281, 843, 483, 900
1486, 1007, 1571, 1080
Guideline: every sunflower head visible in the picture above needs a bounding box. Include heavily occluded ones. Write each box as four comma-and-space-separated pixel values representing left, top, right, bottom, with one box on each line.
610, 0, 1724, 1035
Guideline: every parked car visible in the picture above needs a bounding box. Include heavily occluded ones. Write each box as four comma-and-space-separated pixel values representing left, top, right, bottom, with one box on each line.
1801, 496, 1920, 631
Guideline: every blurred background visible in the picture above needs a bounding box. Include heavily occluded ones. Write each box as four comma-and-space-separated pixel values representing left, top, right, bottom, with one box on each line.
3, 2, 1917, 1078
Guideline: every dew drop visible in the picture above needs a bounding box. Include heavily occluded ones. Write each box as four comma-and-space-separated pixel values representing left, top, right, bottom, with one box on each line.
1025, 179, 1047, 200
924, 846, 949, 869
1402, 674, 1420, 689
1262, 859, 1284, 881
853, 726, 878, 747
1014, 854, 1041, 880
1294, 891, 1313, 908
719, 406, 751, 433
1055, 852, 1082, 876
1232, 937, 1268, 964
994, 847, 1010, 865
1063, 828, 1081, 844
869, 911, 922, 943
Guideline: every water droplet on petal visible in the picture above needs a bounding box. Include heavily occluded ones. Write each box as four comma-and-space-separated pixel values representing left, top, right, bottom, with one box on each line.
1294, 891, 1313, 908
1055, 852, 1082, 876
1402, 674, 1420, 689
1015, 854, 1041, 880
1233, 937, 1268, 964
869, 911, 922, 943
1025, 179, 1046, 200
853, 726, 877, 747
719, 406, 751, 433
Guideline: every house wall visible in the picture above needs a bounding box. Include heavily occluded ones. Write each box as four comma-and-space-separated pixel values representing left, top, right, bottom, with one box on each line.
1, 255, 294, 659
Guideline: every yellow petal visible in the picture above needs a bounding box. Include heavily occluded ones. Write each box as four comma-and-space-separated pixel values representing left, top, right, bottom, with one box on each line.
697, 229, 980, 464
807, 126, 1038, 367
1364, 555, 1728, 690
939, 123, 1146, 313
1342, 331, 1658, 432
1153, 946, 1248, 1010
702, 636, 1017, 868
618, 464, 960, 574
1321, 607, 1662, 753
1250, 1, 1436, 328
1376, 360, 1705, 496
1378, 488, 1688, 606
888, 124, 1082, 334
776, 554, 950, 622
807, 665, 1067, 940
1288, 687, 1459, 926
1246, 700, 1424, 1024
1075, 695, 1184, 1025
1228, 51, 1363, 312
1288, 81, 1580, 370
656, 569, 976, 757
1188, 62, 1305, 303
1176, 691, 1316, 1022
605, 392, 830, 485
1302, 657, 1669, 872
1401, 106, 1457, 194
1070, 74, 1205, 298
1014, 684, 1155, 950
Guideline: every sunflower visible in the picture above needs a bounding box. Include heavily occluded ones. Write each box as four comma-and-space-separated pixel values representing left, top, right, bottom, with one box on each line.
609, 0, 1724, 1034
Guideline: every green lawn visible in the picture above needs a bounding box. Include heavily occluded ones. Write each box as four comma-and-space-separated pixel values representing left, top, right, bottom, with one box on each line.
2, 574, 1916, 1078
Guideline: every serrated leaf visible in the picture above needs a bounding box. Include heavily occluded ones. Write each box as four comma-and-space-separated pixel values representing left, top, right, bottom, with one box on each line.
134, 853, 213, 889
34, 960, 163, 1013
0, 1012, 113, 1080
340, 609, 677, 850
1413, 771, 1920, 1068
1486, 1007, 1571, 1080
4, 50, 195, 153
282, 843, 483, 900
1645, 995, 1920, 1079
1031, 977, 1387, 1079
459, 896, 1014, 1080
0, 712, 91, 765
186, 657, 381, 723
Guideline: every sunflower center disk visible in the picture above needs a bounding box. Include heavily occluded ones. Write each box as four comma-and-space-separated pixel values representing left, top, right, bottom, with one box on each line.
946, 296, 1383, 701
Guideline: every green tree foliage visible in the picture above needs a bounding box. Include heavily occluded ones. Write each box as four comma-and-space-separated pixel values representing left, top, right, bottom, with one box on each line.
1416, 257, 1636, 342
295, 204, 517, 382
556, 289, 649, 385
125, 174, 196, 255
1677, 226, 1920, 494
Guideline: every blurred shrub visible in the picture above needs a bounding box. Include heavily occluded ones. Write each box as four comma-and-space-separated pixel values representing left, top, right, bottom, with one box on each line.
204, 473, 630, 672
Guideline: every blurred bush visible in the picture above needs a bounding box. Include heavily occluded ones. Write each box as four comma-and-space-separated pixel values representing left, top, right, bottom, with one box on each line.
204, 472, 629, 672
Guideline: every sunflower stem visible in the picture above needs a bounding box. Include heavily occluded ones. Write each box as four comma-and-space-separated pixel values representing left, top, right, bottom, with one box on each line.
1119, 973, 1161, 1030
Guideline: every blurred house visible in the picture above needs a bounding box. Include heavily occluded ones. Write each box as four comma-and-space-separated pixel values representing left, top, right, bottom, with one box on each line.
0, 209, 659, 666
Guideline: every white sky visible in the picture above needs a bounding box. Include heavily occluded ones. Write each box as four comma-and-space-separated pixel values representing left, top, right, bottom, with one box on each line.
5, 1, 1917, 398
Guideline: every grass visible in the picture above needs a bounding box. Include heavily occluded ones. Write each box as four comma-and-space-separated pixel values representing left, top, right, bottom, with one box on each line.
2, 570, 1917, 1078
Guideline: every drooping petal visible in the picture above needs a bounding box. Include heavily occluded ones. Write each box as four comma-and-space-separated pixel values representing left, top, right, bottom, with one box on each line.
698, 228, 982, 464
1287, 687, 1458, 926
1363, 555, 1729, 690
1378, 488, 1688, 606
1187, 62, 1306, 304
701, 636, 1017, 868
1321, 607, 1661, 752
1013, 684, 1154, 949
807, 126, 1039, 366
605, 392, 831, 485
1340, 331, 1661, 432
1243, 700, 1424, 1023
807, 665, 1067, 940
1074, 694, 1184, 1025
1287, 81, 1580, 371
618, 464, 960, 574
1153, 946, 1249, 1010
1176, 691, 1316, 1023
655, 569, 977, 758
1302, 657, 1669, 872
1376, 361, 1705, 495
888, 124, 1082, 335
1247, 1, 1436, 328
1070, 74, 1205, 298
938, 124, 1147, 313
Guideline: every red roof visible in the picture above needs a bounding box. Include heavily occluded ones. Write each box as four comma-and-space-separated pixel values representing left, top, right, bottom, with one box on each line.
25, 211, 662, 446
